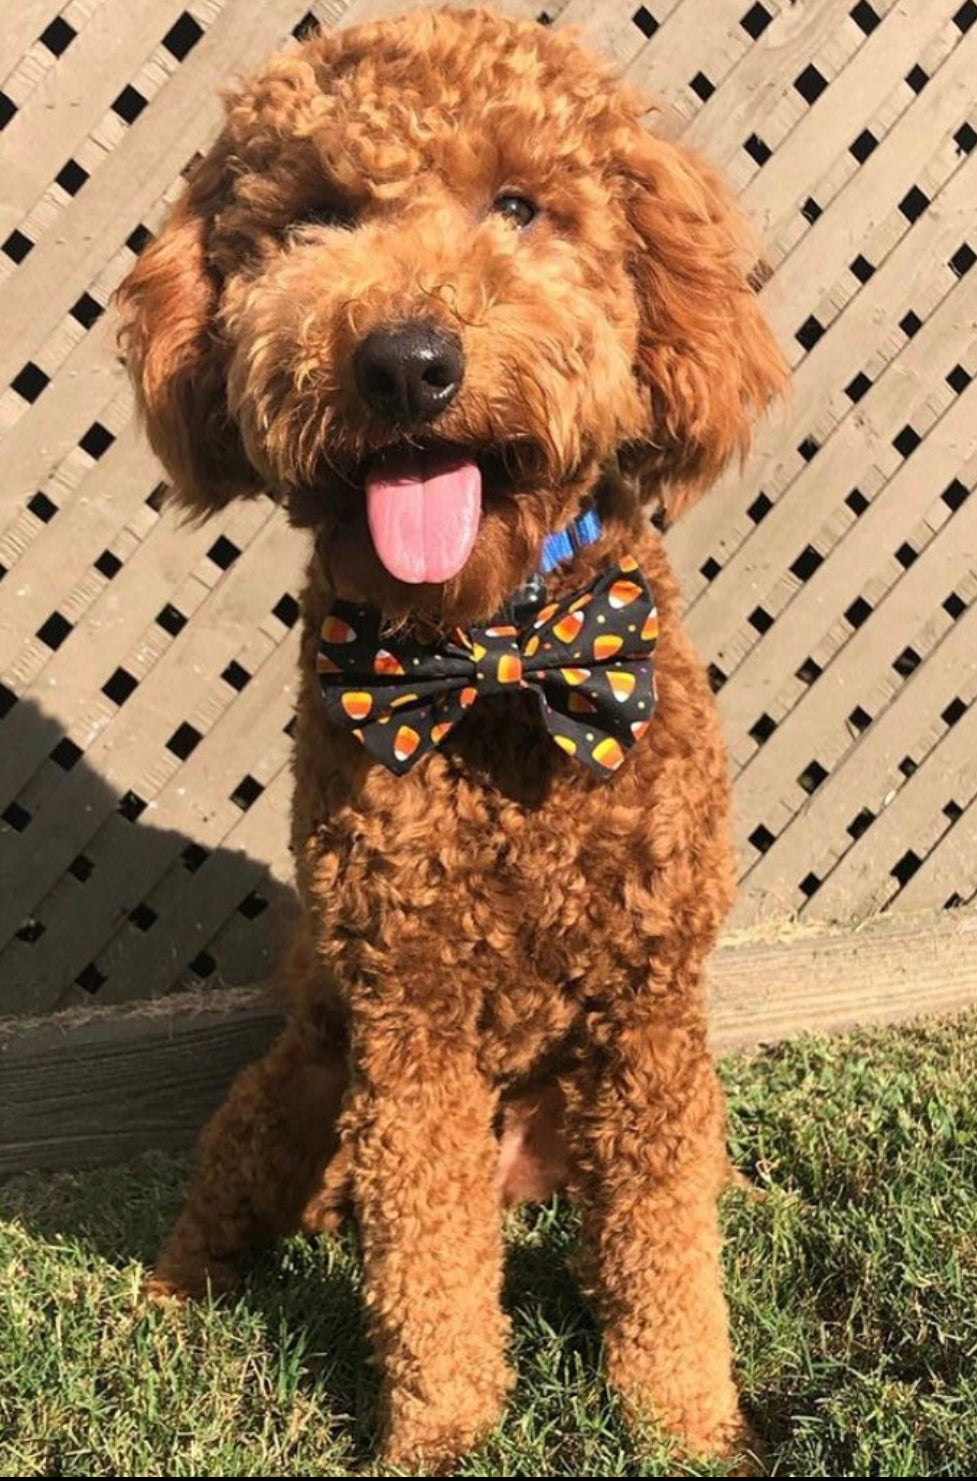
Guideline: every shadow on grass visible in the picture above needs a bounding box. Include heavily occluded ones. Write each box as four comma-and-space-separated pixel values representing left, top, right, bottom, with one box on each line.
0, 1149, 194, 1267
2, 1158, 642, 1473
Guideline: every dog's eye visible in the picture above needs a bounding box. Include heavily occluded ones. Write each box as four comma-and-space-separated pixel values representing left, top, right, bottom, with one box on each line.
492, 194, 537, 230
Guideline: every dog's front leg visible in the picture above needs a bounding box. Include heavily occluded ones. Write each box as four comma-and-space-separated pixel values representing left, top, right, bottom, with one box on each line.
345, 1022, 513, 1470
568, 997, 754, 1468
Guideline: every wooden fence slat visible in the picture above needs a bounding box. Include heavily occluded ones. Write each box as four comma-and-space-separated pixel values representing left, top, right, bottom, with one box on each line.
1, 315, 128, 509
734, 598, 977, 923
730, 0, 957, 235
724, 448, 977, 831
706, 147, 977, 527
684, 0, 861, 173
0, 428, 154, 670
5, 637, 295, 1011
894, 795, 977, 912
624, 1, 750, 118
92, 768, 295, 1007
560, 0, 693, 77
0, 1, 68, 87
687, 273, 977, 632
0, 517, 307, 950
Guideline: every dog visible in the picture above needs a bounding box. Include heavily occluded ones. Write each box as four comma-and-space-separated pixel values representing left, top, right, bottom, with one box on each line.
118, 7, 785, 1469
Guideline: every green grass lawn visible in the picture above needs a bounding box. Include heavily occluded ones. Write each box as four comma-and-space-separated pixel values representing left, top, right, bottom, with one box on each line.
3, 1015, 977, 1477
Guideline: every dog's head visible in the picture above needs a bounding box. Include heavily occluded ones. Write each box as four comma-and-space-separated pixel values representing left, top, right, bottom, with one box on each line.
118, 8, 785, 626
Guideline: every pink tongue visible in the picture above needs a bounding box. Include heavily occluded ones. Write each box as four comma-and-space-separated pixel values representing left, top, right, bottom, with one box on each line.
366, 456, 482, 584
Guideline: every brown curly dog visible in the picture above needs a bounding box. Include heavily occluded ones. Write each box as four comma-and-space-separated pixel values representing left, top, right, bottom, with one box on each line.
117, 7, 785, 1470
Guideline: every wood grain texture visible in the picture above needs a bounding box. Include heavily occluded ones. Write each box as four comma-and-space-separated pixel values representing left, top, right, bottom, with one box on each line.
0, 989, 284, 1174
4, 907, 976, 1173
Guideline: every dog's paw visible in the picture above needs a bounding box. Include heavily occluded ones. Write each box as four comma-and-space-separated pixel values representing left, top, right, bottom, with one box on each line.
716, 1416, 767, 1477
140, 1250, 240, 1306
379, 1370, 510, 1474
138, 1272, 192, 1308
381, 1427, 488, 1477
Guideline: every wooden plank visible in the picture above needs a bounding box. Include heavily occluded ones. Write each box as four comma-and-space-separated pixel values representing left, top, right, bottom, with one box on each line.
4, 905, 977, 1172
710, 906, 977, 1049
0, 988, 284, 1174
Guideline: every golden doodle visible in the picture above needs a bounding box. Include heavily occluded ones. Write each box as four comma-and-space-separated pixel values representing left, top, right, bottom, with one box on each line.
118, 7, 786, 1470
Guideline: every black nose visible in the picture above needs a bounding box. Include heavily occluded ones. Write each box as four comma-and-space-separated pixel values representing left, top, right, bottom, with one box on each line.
354, 322, 464, 423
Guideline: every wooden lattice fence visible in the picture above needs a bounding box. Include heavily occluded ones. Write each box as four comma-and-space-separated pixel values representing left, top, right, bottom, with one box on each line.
1, 0, 976, 1031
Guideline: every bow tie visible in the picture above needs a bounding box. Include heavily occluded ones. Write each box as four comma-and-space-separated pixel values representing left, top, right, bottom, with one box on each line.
317, 556, 659, 778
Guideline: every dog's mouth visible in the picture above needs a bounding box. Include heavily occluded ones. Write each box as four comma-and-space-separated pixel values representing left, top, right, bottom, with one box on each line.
362, 445, 482, 585
312, 438, 551, 589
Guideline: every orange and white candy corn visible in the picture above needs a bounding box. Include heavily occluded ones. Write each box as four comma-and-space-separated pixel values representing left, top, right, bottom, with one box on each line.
321, 616, 357, 644
374, 649, 405, 675
593, 633, 623, 661
393, 725, 420, 762
341, 692, 372, 721
553, 610, 585, 644
607, 671, 636, 703
608, 580, 642, 609
592, 736, 625, 770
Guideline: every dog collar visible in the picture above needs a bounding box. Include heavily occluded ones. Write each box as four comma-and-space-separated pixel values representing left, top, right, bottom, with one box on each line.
540, 504, 603, 574
502, 504, 603, 623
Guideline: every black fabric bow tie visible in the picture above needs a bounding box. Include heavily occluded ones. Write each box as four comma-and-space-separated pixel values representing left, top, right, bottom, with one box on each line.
317, 556, 659, 777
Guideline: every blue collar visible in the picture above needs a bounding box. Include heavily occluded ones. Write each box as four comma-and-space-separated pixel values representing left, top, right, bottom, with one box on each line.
539, 504, 603, 574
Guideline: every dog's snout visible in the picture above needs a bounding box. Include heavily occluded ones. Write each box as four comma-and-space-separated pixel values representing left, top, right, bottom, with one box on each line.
354, 323, 464, 423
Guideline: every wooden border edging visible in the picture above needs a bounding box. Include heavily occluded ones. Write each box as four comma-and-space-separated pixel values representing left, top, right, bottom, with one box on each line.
709, 908, 977, 1049
0, 988, 284, 1176
2, 909, 976, 1175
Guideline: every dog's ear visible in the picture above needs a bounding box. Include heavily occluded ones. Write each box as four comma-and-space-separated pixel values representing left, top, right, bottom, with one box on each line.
116, 144, 261, 519
615, 125, 787, 520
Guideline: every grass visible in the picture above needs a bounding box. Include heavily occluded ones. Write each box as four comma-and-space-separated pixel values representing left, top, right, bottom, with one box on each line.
3, 1015, 977, 1476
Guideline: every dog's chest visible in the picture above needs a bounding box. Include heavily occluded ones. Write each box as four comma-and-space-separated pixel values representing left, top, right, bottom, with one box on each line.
300, 714, 685, 1073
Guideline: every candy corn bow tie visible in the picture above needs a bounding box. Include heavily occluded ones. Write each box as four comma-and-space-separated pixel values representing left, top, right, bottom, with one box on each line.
317, 557, 659, 778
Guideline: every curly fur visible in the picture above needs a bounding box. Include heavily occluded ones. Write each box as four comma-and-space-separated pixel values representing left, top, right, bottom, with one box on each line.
117, 8, 786, 1470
